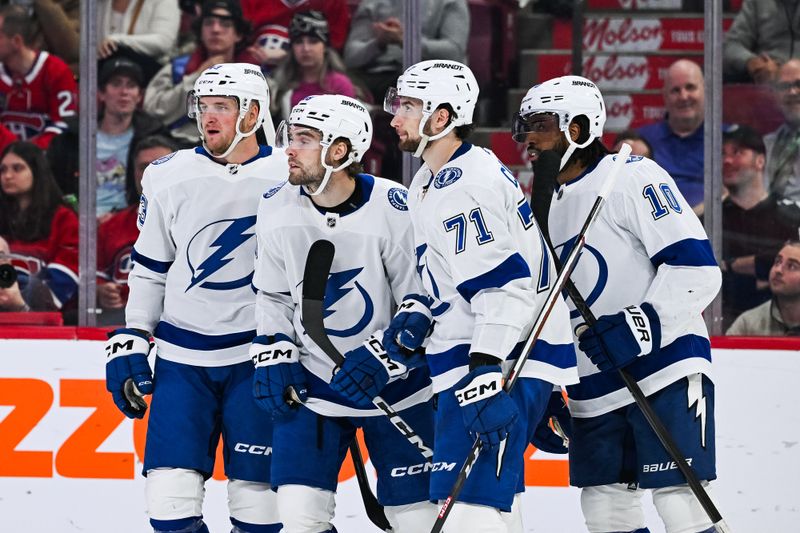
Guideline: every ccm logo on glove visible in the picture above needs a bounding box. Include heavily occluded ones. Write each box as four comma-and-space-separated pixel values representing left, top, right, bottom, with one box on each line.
251, 343, 298, 366
455, 372, 502, 406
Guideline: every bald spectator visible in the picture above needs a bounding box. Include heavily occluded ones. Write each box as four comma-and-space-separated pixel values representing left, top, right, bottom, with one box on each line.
728, 241, 800, 336
765, 59, 800, 203
639, 59, 706, 210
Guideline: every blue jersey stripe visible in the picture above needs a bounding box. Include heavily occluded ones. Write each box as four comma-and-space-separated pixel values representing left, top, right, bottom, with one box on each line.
567, 334, 711, 401
154, 321, 256, 351
132, 248, 173, 274
427, 344, 471, 378
650, 238, 717, 268
427, 339, 575, 378
456, 252, 531, 303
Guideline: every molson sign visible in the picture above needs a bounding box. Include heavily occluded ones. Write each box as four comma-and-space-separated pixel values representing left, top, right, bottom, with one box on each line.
536, 54, 702, 91
553, 17, 732, 52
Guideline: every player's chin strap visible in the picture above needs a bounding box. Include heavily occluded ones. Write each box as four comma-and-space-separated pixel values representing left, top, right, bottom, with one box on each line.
412, 112, 458, 158
199, 114, 261, 160
304, 145, 356, 197
559, 133, 596, 171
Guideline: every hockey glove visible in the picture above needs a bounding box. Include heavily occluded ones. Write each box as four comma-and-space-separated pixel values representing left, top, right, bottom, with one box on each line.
251, 334, 307, 418
454, 362, 519, 450
382, 294, 432, 369
105, 328, 154, 419
329, 331, 408, 407
530, 391, 572, 454
578, 303, 661, 372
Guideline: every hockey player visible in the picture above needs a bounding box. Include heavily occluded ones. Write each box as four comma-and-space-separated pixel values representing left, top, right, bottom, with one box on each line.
103, 63, 286, 533
251, 94, 438, 533
513, 75, 722, 533
382, 60, 579, 532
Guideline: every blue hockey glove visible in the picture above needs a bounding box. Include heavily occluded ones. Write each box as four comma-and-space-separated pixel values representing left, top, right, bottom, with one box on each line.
382, 294, 432, 369
578, 303, 661, 372
454, 363, 518, 450
251, 334, 307, 418
530, 391, 572, 454
329, 331, 408, 407
105, 328, 154, 419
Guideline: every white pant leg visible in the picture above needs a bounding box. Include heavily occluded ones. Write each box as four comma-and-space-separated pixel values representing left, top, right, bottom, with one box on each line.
652, 483, 714, 533
228, 479, 280, 526
277, 484, 336, 533
439, 501, 508, 533
145, 468, 205, 521
581, 484, 646, 533
384, 501, 439, 532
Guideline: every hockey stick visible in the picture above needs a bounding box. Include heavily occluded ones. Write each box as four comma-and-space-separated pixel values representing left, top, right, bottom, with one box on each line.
531, 149, 731, 532
430, 145, 632, 533
302, 240, 434, 462
295, 241, 392, 532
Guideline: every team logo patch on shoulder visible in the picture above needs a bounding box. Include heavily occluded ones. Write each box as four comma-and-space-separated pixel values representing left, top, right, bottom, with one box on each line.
433, 167, 463, 189
151, 152, 177, 165
137, 194, 148, 229
626, 155, 644, 163
263, 181, 287, 199
388, 187, 408, 211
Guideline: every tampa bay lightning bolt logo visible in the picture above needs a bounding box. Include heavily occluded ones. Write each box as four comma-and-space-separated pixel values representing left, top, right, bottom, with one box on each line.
433, 167, 463, 189
387, 187, 408, 211
151, 152, 176, 165
322, 267, 374, 337
186, 215, 257, 291
263, 181, 286, 199
554, 236, 608, 319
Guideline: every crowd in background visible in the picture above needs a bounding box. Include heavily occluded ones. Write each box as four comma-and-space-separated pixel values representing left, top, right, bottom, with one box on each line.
0, 0, 797, 336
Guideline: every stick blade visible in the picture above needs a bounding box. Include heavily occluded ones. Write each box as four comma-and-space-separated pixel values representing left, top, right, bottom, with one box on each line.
303, 240, 335, 302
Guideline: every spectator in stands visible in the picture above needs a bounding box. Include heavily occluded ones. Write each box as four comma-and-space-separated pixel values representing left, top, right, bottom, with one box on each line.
344, 0, 469, 103
0, 141, 78, 313
241, 0, 350, 70
96, 0, 181, 85
720, 124, 799, 329
97, 57, 167, 219
765, 59, 800, 204
0, 234, 28, 312
728, 241, 800, 336
612, 129, 652, 158
28, 0, 80, 75
144, 0, 255, 146
0, 5, 77, 149
271, 10, 357, 121
639, 59, 705, 210
97, 134, 179, 326
723, 0, 800, 84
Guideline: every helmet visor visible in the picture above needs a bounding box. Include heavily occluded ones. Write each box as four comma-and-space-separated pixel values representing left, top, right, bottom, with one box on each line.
383, 87, 423, 118
511, 112, 560, 142
275, 121, 322, 150
188, 92, 241, 119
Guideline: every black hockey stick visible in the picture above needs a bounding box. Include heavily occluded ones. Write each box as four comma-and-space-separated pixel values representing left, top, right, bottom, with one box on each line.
302, 240, 434, 462
531, 149, 731, 532
430, 145, 633, 533
293, 240, 391, 532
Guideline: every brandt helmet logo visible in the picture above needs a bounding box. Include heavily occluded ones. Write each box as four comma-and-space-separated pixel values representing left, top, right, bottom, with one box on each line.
433, 63, 463, 71
186, 215, 257, 291
341, 99, 366, 112
244, 68, 265, 79
318, 267, 374, 338
572, 80, 597, 88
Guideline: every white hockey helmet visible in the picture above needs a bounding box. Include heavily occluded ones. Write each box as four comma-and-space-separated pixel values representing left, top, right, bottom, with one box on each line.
188, 63, 276, 158
514, 75, 606, 170
384, 60, 479, 157
276, 94, 372, 195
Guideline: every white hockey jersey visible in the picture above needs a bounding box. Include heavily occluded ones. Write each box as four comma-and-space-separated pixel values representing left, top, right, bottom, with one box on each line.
408, 143, 579, 393
547, 154, 722, 418
126, 146, 289, 367
253, 174, 432, 417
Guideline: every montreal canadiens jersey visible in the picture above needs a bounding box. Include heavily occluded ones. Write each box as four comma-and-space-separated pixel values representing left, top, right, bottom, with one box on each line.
0, 51, 77, 148
408, 143, 578, 393
253, 174, 432, 417
126, 145, 288, 367
547, 154, 721, 418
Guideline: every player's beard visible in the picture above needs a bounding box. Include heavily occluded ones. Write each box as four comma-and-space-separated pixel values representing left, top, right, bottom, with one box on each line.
288, 160, 326, 192
398, 120, 434, 153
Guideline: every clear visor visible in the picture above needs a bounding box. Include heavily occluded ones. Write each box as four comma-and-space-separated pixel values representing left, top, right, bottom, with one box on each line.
511, 112, 560, 142
383, 87, 423, 118
275, 121, 322, 150
187, 92, 241, 119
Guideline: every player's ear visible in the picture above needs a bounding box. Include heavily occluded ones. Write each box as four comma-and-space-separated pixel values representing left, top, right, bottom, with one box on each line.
568, 120, 581, 143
